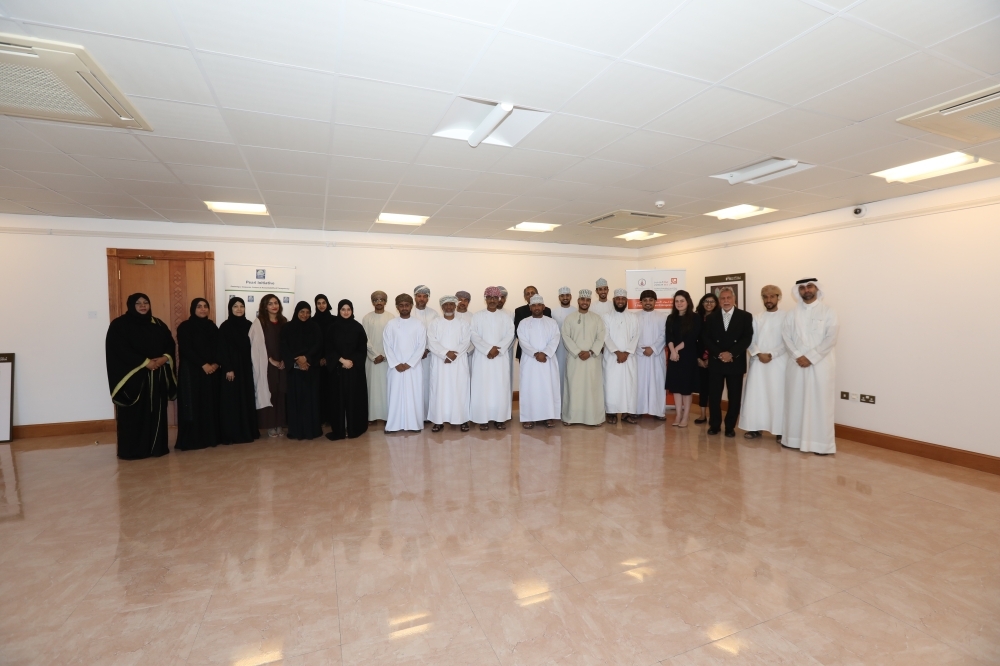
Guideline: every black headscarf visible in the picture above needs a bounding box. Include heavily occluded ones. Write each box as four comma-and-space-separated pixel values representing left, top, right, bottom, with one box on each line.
219, 297, 252, 362
105, 292, 176, 400
282, 300, 322, 363
178, 298, 219, 367
313, 293, 334, 334
327, 299, 367, 366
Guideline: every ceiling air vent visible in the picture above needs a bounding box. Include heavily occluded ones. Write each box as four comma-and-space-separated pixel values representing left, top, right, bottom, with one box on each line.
583, 210, 678, 231
0, 33, 150, 130
897, 85, 1000, 144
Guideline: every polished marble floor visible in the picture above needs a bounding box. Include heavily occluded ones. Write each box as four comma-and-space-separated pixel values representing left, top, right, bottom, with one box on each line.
2, 411, 999, 665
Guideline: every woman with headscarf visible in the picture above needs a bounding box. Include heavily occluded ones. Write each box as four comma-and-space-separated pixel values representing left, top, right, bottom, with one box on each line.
325, 299, 369, 440
105, 293, 177, 460
282, 301, 323, 440
694, 292, 718, 424
175, 298, 221, 450
313, 294, 334, 426
218, 297, 258, 444
249, 293, 287, 437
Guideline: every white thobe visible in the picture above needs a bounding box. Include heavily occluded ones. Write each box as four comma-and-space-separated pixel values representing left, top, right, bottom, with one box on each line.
411, 306, 439, 420
383, 317, 427, 432
635, 309, 667, 417
602, 310, 640, 414
426, 316, 472, 425
551, 306, 574, 397
739, 310, 788, 434
499, 307, 515, 391
470, 309, 515, 423
362, 310, 394, 421
782, 300, 839, 453
590, 299, 613, 318
517, 317, 561, 422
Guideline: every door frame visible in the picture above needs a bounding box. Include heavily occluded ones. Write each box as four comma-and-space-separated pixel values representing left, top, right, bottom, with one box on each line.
106, 249, 215, 321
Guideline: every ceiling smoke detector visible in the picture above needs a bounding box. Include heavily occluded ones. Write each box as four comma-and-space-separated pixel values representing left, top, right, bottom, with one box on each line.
0, 33, 150, 130
583, 210, 678, 231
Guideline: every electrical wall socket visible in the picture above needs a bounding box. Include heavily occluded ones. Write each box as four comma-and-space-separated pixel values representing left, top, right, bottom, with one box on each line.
840, 391, 849, 400
860, 394, 876, 404
850, 393, 859, 401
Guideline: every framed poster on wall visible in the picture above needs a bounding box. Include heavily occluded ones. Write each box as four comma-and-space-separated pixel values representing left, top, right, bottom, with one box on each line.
705, 273, 746, 309
0, 353, 12, 443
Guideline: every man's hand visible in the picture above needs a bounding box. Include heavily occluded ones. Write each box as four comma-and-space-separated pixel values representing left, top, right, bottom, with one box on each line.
487, 345, 500, 359
395, 362, 411, 372
534, 352, 547, 363
320, 357, 327, 366
373, 355, 385, 365
697, 358, 708, 369
226, 371, 235, 381
615, 351, 629, 364
758, 353, 772, 364
578, 350, 592, 361
340, 358, 353, 369
422, 349, 430, 359
642, 346, 654, 357
796, 355, 811, 368
720, 351, 733, 363
446, 351, 458, 362
202, 363, 216, 375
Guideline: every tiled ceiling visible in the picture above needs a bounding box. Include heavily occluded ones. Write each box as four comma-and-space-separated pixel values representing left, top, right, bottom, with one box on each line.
1, 0, 999, 247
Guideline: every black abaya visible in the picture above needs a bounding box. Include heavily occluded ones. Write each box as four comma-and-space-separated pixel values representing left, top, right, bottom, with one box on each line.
105, 293, 177, 460
218, 297, 258, 444
313, 294, 335, 425
325, 299, 369, 441
175, 299, 221, 450
282, 302, 323, 440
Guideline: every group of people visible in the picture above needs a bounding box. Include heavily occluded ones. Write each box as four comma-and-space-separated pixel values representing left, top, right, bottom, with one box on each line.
104, 276, 838, 460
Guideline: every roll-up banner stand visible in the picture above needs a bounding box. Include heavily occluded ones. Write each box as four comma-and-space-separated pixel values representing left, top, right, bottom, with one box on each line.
625, 269, 686, 311
0, 353, 12, 443
223, 265, 297, 317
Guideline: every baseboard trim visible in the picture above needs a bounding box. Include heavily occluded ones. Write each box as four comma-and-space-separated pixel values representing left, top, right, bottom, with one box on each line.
12, 419, 116, 439
835, 424, 1000, 476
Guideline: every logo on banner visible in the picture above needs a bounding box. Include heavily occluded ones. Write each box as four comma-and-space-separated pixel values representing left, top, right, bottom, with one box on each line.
256, 269, 266, 279
247, 295, 255, 303
670, 277, 678, 284
283, 296, 290, 303
638, 278, 647, 286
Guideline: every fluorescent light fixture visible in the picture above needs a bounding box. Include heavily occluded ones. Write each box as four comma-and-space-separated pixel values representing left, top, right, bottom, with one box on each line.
204, 201, 268, 215
508, 222, 559, 232
705, 204, 775, 220
616, 230, 664, 241
376, 213, 428, 226
468, 102, 513, 148
711, 158, 801, 185
871, 152, 992, 183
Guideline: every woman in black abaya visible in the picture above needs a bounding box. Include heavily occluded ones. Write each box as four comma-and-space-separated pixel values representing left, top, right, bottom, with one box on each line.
175, 298, 221, 450
218, 297, 258, 444
105, 293, 177, 460
313, 294, 334, 425
282, 301, 323, 440
325, 299, 369, 440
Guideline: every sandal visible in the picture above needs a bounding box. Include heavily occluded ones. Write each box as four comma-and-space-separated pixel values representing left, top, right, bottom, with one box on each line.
606, 415, 618, 425
562, 421, 571, 427
479, 423, 490, 431
522, 422, 534, 429
431, 424, 443, 432
622, 415, 638, 425
545, 420, 555, 428
495, 422, 506, 430
743, 431, 761, 439
461, 422, 470, 432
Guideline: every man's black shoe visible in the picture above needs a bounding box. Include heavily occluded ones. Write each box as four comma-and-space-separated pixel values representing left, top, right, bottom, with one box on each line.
725, 430, 736, 438
707, 428, 720, 435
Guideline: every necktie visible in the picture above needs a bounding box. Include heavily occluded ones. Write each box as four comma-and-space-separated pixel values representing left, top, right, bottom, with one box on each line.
723, 309, 732, 331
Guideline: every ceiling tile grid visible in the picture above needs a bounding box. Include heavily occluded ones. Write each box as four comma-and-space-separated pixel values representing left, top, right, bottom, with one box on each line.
0, 0, 998, 246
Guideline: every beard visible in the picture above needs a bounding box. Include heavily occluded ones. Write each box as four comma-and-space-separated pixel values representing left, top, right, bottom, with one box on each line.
614, 302, 627, 313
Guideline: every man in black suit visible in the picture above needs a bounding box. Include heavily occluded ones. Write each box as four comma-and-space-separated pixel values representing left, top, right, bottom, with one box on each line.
513, 285, 552, 361
704, 286, 754, 437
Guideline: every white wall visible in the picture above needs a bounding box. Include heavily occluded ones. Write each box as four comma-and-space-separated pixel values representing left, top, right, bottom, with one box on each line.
638, 177, 1000, 458
0, 218, 634, 427
3, 175, 999, 458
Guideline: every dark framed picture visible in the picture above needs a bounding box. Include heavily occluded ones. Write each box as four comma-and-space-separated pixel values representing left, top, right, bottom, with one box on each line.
0, 353, 12, 443
705, 273, 746, 310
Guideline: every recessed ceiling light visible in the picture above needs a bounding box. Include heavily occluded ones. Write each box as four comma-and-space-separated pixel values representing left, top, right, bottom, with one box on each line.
377, 213, 428, 226
711, 158, 805, 185
616, 230, 664, 241
204, 201, 268, 215
705, 204, 776, 220
509, 222, 559, 232
871, 152, 992, 183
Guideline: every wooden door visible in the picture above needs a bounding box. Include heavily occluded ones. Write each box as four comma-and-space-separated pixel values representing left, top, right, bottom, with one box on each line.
107, 249, 216, 425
